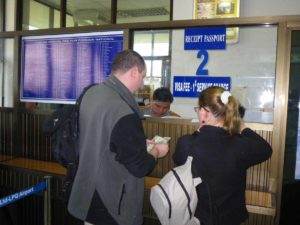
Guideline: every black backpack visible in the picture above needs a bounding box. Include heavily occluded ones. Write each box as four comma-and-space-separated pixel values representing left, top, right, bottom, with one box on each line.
43, 84, 97, 205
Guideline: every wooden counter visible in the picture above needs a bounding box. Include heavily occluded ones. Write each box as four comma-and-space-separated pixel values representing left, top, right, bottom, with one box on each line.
0, 158, 276, 216
0, 154, 15, 162
0, 157, 66, 176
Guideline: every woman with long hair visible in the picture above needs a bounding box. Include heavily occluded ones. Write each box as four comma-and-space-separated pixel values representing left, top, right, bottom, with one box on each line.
173, 86, 272, 225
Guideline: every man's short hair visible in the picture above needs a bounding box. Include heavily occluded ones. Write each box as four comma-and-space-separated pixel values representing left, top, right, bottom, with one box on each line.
152, 87, 174, 103
111, 49, 146, 74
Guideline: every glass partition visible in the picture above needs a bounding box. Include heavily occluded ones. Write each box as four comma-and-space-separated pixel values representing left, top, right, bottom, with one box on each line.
67, 0, 112, 26
132, 26, 277, 123
133, 30, 171, 89
21, 0, 171, 28
22, 0, 61, 30
169, 25, 277, 123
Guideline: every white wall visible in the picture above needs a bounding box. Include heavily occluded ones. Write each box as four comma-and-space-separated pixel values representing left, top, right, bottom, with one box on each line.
241, 0, 300, 17
173, 0, 194, 20
170, 0, 300, 120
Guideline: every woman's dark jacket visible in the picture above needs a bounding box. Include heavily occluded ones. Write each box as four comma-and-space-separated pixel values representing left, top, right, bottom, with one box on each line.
173, 125, 272, 225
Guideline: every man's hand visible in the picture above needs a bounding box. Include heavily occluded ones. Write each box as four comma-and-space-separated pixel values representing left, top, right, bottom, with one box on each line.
149, 143, 169, 159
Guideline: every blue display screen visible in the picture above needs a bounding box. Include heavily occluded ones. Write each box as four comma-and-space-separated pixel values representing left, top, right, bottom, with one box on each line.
20, 31, 123, 104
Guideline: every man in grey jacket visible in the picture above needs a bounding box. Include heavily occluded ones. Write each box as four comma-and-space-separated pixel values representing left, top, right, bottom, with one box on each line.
68, 49, 169, 225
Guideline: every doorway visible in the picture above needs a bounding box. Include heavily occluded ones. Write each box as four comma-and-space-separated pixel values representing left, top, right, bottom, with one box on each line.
280, 29, 300, 225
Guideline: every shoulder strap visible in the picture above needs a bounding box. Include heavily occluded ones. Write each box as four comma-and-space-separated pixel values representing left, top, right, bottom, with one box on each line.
171, 168, 193, 219
157, 184, 172, 219
76, 83, 98, 107
76, 83, 99, 133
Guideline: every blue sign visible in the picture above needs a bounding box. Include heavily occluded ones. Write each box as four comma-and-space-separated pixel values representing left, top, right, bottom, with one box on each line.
0, 181, 47, 207
184, 27, 226, 50
173, 76, 231, 98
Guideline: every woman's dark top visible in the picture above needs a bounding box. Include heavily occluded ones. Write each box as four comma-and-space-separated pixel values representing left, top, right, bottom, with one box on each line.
173, 125, 272, 225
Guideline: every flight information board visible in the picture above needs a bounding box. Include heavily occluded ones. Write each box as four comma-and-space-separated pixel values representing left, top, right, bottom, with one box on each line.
21, 31, 123, 104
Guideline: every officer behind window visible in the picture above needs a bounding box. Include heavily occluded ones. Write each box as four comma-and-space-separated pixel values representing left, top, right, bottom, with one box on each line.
143, 87, 180, 118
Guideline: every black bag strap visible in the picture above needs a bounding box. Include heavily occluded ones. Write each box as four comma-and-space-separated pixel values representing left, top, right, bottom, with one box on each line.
75, 83, 99, 131
157, 184, 172, 219
171, 168, 193, 219
76, 83, 98, 110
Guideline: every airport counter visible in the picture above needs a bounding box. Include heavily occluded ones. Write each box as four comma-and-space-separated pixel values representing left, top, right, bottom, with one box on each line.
0, 116, 276, 225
